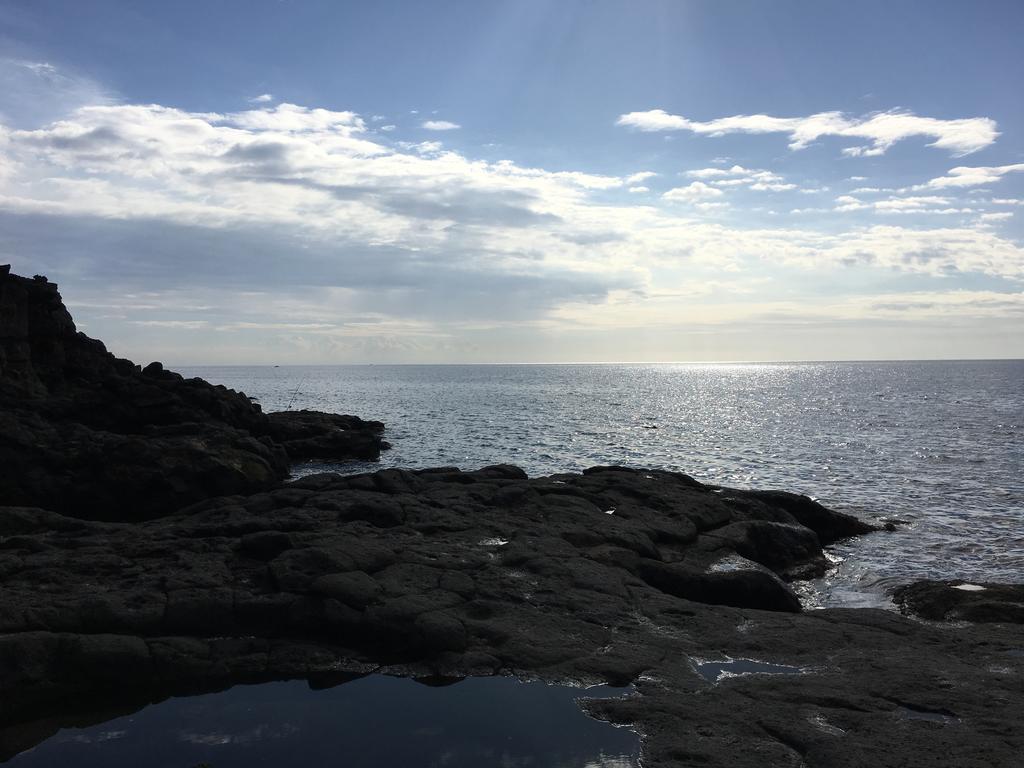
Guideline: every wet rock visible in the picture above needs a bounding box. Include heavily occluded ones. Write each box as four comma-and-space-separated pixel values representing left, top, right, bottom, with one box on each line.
638, 559, 803, 612
709, 520, 827, 579
741, 489, 876, 544
893, 580, 1024, 623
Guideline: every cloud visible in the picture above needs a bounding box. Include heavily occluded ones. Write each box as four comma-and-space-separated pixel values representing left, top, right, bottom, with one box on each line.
684, 165, 796, 192
617, 109, 998, 156
834, 193, 977, 215
627, 186, 649, 193
662, 181, 724, 203
248, 93, 274, 104
979, 212, 1013, 222
915, 163, 1024, 190
2, 96, 1023, 363
750, 182, 796, 192
227, 102, 366, 134
625, 171, 656, 185
422, 120, 460, 131
876, 196, 951, 210
0, 58, 113, 127
133, 319, 208, 329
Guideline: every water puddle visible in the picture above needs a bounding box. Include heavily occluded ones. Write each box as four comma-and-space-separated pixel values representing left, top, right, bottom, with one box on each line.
693, 657, 805, 683
5, 675, 638, 767
895, 706, 960, 725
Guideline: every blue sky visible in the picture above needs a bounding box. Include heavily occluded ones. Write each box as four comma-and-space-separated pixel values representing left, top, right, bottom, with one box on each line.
1, 0, 1022, 362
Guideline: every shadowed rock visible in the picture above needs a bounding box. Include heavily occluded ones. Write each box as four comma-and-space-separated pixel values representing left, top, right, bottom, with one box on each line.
267, 409, 390, 460
0, 267, 388, 520
893, 580, 1024, 624
1, 466, 1022, 766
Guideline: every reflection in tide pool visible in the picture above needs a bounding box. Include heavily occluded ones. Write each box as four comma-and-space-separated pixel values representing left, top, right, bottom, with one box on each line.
7, 675, 639, 768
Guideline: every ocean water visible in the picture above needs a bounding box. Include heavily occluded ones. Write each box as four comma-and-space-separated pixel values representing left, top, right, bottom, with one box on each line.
181, 361, 1024, 608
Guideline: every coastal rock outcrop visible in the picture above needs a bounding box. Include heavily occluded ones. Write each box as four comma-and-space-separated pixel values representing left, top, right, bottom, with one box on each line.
0, 465, 867, 732
1, 466, 1022, 766
893, 580, 1024, 624
0, 267, 388, 520
266, 409, 389, 460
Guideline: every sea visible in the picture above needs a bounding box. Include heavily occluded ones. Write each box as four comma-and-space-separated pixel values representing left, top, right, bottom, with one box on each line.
181, 360, 1023, 609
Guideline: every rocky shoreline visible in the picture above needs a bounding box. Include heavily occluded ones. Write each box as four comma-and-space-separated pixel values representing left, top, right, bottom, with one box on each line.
1, 267, 1022, 767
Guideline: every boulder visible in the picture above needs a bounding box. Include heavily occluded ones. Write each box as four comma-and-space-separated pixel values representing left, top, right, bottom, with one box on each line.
893, 580, 1024, 624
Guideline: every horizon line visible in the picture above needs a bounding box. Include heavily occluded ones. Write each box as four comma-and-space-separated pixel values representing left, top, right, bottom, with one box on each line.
172, 357, 1024, 368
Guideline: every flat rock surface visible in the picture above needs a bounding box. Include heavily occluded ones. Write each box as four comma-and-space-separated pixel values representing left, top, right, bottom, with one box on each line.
1, 465, 1021, 766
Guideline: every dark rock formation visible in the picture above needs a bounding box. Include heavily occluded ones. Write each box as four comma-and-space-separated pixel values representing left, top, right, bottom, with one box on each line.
893, 580, 1024, 624
0, 466, 1022, 766
0, 267, 388, 520
267, 409, 389, 460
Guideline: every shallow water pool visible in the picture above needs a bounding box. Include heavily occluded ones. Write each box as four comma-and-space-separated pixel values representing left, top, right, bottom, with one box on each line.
5, 675, 639, 767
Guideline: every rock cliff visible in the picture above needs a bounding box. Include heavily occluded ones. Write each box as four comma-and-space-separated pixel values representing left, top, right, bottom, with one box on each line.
0, 266, 387, 519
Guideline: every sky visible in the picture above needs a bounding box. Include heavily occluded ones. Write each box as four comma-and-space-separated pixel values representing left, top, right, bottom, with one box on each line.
1, 0, 1022, 364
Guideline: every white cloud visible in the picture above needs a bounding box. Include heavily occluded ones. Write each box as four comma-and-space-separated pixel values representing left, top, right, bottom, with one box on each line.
227, 102, 365, 133
662, 181, 724, 203
875, 196, 952, 210
916, 163, 1024, 190
980, 212, 1013, 222
848, 176, 868, 181
694, 201, 729, 212
627, 186, 649, 193
248, 93, 274, 104
991, 198, 1024, 206
422, 120, 460, 131
686, 166, 741, 179
686, 165, 795, 192
750, 182, 796, 192
625, 171, 657, 184
834, 195, 865, 211
617, 109, 998, 156
834, 193, 978, 215
2, 97, 1023, 364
